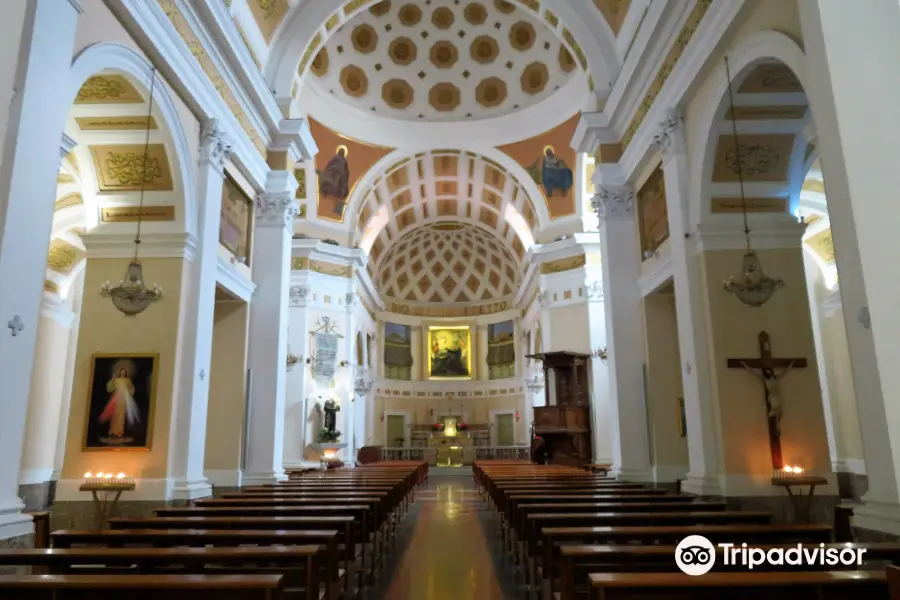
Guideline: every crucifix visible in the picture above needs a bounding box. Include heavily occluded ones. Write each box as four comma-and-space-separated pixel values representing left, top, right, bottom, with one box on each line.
727, 331, 807, 469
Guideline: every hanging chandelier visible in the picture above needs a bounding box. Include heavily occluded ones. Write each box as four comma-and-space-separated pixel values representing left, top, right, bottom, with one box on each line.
721, 57, 784, 307
100, 68, 163, 316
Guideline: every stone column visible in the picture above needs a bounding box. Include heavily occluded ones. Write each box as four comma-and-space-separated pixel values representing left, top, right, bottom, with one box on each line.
344, 293, 359, 461
168, 120, 232, 499
797, 0, 900, 535
592, 183, 652, 481
655, 111, 724, 495
284, 283, 311, 469
19, 297, 74, 510
0, 0, 81, 540
585, 278, 613, 465
476, 324, 489, 381
244, 171, 298, 484
409, 326, 422, 381
52, 269, 85, 484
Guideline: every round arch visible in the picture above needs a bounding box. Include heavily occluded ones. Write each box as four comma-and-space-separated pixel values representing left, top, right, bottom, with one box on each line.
68, 43, 198, 237
688, 30, 811, 230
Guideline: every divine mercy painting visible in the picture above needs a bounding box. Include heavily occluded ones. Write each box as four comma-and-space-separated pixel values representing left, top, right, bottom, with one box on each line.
83, 354, 158, 450
429, 327, 471, 379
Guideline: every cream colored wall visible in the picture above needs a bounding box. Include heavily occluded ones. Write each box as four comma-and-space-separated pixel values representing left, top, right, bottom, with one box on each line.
20, 314, 71, 481
701, 248, 831, 479
642, 293, 688, 473
548, 302, 591, 353
820, 306, 864, 463
204, 301, 250, 475
60, 257, 186, 482
0, 1, 26, 170
684, 0, 804, 163
374, 395, 526, 445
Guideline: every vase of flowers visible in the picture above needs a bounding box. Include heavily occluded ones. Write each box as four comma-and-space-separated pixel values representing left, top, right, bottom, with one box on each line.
458, 422, 468, 432
431, 422, 445, 432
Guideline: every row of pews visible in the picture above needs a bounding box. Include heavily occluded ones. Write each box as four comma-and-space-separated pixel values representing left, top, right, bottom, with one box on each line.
0, 460, 427, 599
475, 460, 900, 600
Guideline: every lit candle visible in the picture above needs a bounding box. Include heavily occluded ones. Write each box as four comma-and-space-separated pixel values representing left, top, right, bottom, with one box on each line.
116, 473, 125, 479
84, 472, 92, 479
103, 473, 112, 479
782, 466, 793, 473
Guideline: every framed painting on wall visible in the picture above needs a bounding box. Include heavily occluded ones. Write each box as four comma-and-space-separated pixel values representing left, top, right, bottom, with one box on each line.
428, 326, 472, 380
83, 353, 158, 451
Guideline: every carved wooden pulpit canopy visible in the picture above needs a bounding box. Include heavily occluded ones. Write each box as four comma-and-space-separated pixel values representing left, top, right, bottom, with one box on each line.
526, 351, 592, 466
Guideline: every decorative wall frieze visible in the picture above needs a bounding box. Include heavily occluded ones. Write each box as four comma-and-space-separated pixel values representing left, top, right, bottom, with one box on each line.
255, 191, 298, 227
537, 288, 552, 308
592, 185, 635, 221
653, 108, 685, 161
345, 292, 360, 312
199, 117, 234, 172
585, 279, 605, 302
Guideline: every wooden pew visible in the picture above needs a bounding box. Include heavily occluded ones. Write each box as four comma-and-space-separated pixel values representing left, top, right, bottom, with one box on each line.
887, 564, 900, 600
0, 573, 285, 599
50, 530, 341, 600
0, 546, 323, 600
588, 571, 888, 600
539, 524, 834, 599
560, 543, 900, 600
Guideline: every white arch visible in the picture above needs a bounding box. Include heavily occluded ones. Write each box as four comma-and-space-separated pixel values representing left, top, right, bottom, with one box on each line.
343, 146, 553, 235
687, 31, 810, 230
68, 43, 198, 237
265, 0, 614, 112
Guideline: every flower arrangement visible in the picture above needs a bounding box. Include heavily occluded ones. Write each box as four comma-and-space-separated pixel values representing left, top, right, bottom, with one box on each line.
317, 428, 342, 443
458, 422, 468, 431
431, 422, 445, 432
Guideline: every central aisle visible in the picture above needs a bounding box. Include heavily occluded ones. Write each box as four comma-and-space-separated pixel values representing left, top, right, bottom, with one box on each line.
376, 468, 514, 599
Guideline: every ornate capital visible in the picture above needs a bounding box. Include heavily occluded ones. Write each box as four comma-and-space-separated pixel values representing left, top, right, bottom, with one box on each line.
536, 288, 552, 308
289, 284, 311, 307
199, 118, 234, 172
585, 280, 604, 302
345, 292, 360, 312
653, 109, 685, 160
591, 186, 634, 222
255, 191, 298, 227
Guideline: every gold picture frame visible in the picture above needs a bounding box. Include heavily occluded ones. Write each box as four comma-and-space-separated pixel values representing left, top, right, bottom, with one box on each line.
427, 326, 472, 380
83, 353, 159, 451
677, 397, 687, 438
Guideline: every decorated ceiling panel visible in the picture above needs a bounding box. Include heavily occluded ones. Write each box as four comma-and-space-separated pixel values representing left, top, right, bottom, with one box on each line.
355, 150, 539, 264
307, 0, 580, 121
377, 222, 520, 305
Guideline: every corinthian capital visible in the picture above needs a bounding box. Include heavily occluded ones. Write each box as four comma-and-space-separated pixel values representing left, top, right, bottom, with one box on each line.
199, 118, 234, 172
289, 285, 311, 307
255, 191, 298, 227
653, 109, 685, 160
591, 185, 634, 222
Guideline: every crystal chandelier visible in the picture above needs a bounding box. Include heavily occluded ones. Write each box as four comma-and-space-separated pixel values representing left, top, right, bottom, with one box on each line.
721, 57, 784, 307
525, 366, 545, 392
353, 365, 374, 397
100, 69, 163, 316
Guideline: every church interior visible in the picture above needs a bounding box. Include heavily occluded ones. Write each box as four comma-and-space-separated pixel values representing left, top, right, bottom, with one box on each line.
1, 0, 899, 597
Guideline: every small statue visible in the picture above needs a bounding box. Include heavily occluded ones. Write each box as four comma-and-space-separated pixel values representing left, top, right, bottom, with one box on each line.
323, 398, 340, 434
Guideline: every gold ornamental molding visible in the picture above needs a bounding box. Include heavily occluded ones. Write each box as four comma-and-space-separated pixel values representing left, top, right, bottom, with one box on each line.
710, 196, 787, 213
89, 144, 174, 192
622, 0, 713, 150
388, 300, 513, 318
75, 116, 158, 131
539, 254, 586, 275
74, 75, 144, 104
157, 0, 268, 157
55, 193, 83, 212
806, 227, 835, 265
100, 205, 177, 223
47, 239, 83, 275
291, 257, 354, 278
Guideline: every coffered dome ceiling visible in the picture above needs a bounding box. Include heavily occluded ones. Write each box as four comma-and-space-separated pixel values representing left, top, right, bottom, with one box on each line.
377, 222, 520, 304
308, 0, 580, 121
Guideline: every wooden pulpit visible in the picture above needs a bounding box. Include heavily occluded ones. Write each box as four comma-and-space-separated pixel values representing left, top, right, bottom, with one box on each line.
526, 351, 593, 466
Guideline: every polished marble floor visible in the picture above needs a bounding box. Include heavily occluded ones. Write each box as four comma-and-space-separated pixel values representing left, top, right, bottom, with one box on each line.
372, 468, 519, 599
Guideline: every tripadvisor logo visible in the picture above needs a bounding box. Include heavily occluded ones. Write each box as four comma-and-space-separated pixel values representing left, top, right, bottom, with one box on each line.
675, 536, 867, 576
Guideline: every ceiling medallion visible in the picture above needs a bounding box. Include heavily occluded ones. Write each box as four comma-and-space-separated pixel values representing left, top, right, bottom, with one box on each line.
388, 36, 418, 65
340, 65, 369, 98
351, 23, 379, 53
432, 6, 455, 29
464, 2, 488, 25
429, 41, 459, 68
720, 57, 785, 308
558, 45, 576, 72
398, 3, 423, 26
494, 0, 515, 13
476, 77, 508, 108
509, 21, 536, 51
369, 0, 391, 16
470, 35, 500, 64
382, 79, 415, 109
521, 61, 549, 94
311, 48, 329, 77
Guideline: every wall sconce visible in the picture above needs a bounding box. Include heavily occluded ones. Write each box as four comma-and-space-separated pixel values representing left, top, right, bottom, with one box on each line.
592, 347, 609, 364
339, 360, 351, 368
286, 353, 302, 371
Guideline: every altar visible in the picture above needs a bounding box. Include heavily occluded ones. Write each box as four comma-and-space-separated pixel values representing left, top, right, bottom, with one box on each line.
428, 417, 474, 467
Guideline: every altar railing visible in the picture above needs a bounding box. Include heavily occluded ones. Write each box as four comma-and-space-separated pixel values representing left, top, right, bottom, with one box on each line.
381, 447, 427, 461
379, 445, 530, 462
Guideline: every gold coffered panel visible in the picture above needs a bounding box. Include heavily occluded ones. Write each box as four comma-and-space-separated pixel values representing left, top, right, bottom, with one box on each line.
383, 78, 415, 108
54, 193, 83, 211
802, 179, 826, 194
540, 254, 586, 274
247, 0, 289, 43
738, 63, 803, 94
637, 166, 668, 256
351, 23, 379, 53
75, 116, 158, 131
806, 227, 835, 264
476, 77, 508, 108
47, 239, 83, 275
430, 41, 459, 69
711, 197, 787, 213
470, 36, 500, 64
521, 61, 549, 95
89, 144, 174, 192
429, 82, 461, 112
340, 65, 369, 98
311, 48, 330, 77
432, 6, 454, 28
388, 37, 417, 65
464, 2, 488, 24
75, 75, 144, 104
711, 134, 794, 183
725, 106, 808, 120
593, 0, 631, 36
509, 21, 536, 51
100, 205, 176, 222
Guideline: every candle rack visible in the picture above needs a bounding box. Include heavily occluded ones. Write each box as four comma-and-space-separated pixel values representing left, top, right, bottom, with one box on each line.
79, 473, 136, 530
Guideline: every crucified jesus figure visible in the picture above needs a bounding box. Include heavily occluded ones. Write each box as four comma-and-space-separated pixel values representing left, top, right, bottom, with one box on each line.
740, 360, 796, 435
